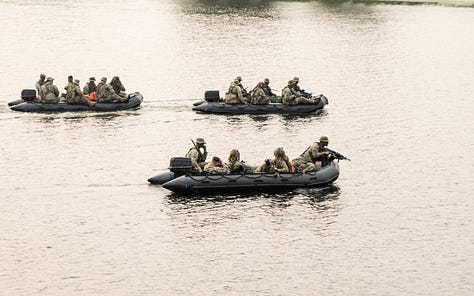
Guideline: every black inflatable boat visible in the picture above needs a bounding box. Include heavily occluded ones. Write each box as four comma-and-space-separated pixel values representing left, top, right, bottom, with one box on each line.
192, 91, 328, 115
148, 157, 340, 194
9, 90, 143, 113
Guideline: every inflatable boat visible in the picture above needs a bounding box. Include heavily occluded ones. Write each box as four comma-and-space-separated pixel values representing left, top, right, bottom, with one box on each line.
148, 157, 340, 194
192, 92, 328, 115
9, 90, 143, 113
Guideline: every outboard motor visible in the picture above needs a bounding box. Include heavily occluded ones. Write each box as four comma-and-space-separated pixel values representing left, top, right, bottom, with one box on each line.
169, 157, 194, 178
21, 89, 37, 102
204, 90, 220, 102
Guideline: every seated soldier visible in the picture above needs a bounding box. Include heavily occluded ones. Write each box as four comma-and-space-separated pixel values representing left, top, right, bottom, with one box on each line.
255, 159, 276, 173
83, 77, 97, 96
256, 147, 292, 173
224, 76, 247, 104
226, 149, 254, 174
67, 80, 95, 106
281, 80, 315, 105
35, 74, 46, 102
186, 137, 208, 173
250, 82, 270, 105
96, 78, 128, 103
40, 77, 60, 104
204, 156, 230, 174
273, 147, 292, 173
110, 76, 128, 98
291, 136, 331, 173
262, 78, 276, 97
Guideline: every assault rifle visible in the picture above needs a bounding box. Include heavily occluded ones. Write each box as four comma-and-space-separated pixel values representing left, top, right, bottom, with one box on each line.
324, 148, 351, 161
300, 89, 312, 98
191, 139, 206, 162
242, 87, 250, 98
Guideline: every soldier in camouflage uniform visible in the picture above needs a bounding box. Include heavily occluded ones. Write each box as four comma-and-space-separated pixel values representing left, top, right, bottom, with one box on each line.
62, 75, 74, 102
96, 77, 107, 93
281, 80, 314, 105
204, 156, 230, 174
68, 80, 95, 106
110, 76, 128, 99
291, 136, 331, 172
35, 74, 46, 102
186, 137, 208, 173
224, 76, 246, 104
96, 78, 127, 103
292, 76, 317, 101
250, 82, 270, 105
83, 77, 97, 96
40, 77, 60, 104
256, 147, 291, 173
262, 78, 276, 97
273, 147, 292, 173
226, 149, 254, 174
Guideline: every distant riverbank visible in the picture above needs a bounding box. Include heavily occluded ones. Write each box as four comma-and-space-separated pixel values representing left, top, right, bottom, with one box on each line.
363, 0, 474, 7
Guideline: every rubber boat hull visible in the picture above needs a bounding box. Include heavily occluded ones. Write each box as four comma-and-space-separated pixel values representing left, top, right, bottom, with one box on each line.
148, 171, 176, 185
160, 161, 340, 194
192, 95, 328, 115
10, 93, 143, 113
8, 99, 24, 106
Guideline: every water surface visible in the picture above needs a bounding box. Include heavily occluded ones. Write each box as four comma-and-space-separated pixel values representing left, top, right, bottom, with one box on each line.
0, 0, 473, 295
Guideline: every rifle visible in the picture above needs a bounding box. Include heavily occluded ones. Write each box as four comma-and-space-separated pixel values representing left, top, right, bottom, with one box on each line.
191, 139, 206, 162
242, 87, 250, 98
324, 148, 351, 161
300, 89, 312, 98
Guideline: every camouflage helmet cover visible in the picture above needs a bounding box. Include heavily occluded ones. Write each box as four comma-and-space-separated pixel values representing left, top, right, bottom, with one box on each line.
196, 138, 206, 144
274, 147, 286, 157
228, 149, 240, 162
319, 136, 329, 143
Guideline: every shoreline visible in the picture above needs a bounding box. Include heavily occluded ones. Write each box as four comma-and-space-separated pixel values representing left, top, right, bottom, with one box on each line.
356, 0, 474, 6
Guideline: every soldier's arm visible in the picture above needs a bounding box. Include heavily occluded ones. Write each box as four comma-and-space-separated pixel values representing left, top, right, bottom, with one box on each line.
188, 149, 201, 171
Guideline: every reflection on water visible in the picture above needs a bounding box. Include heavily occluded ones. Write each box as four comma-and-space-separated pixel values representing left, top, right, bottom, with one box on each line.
166, 185, 339, 204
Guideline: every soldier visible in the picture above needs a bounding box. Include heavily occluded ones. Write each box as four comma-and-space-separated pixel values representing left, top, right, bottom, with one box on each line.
250, 82, 270, 105
256, 147, 291, 173
35, 74, 46, 102
204, 156, 230, 174
186, 138, 208, 173
40, 77, 60, 104
97, 77, 107, 93
291, 136, 331, 173
262, 78, 276, 97
83, 77, 97, 96
224, 76, 246, 104
293, 77, 312, 98
96, 78, 127, 103
273, 147, 292, 173
63, 75, 74, 102
110, 76, 127, 98
226, 149, 254, 174
255, 159, 275, 173
68, 79, 95, 106
282, 80, 314, 105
